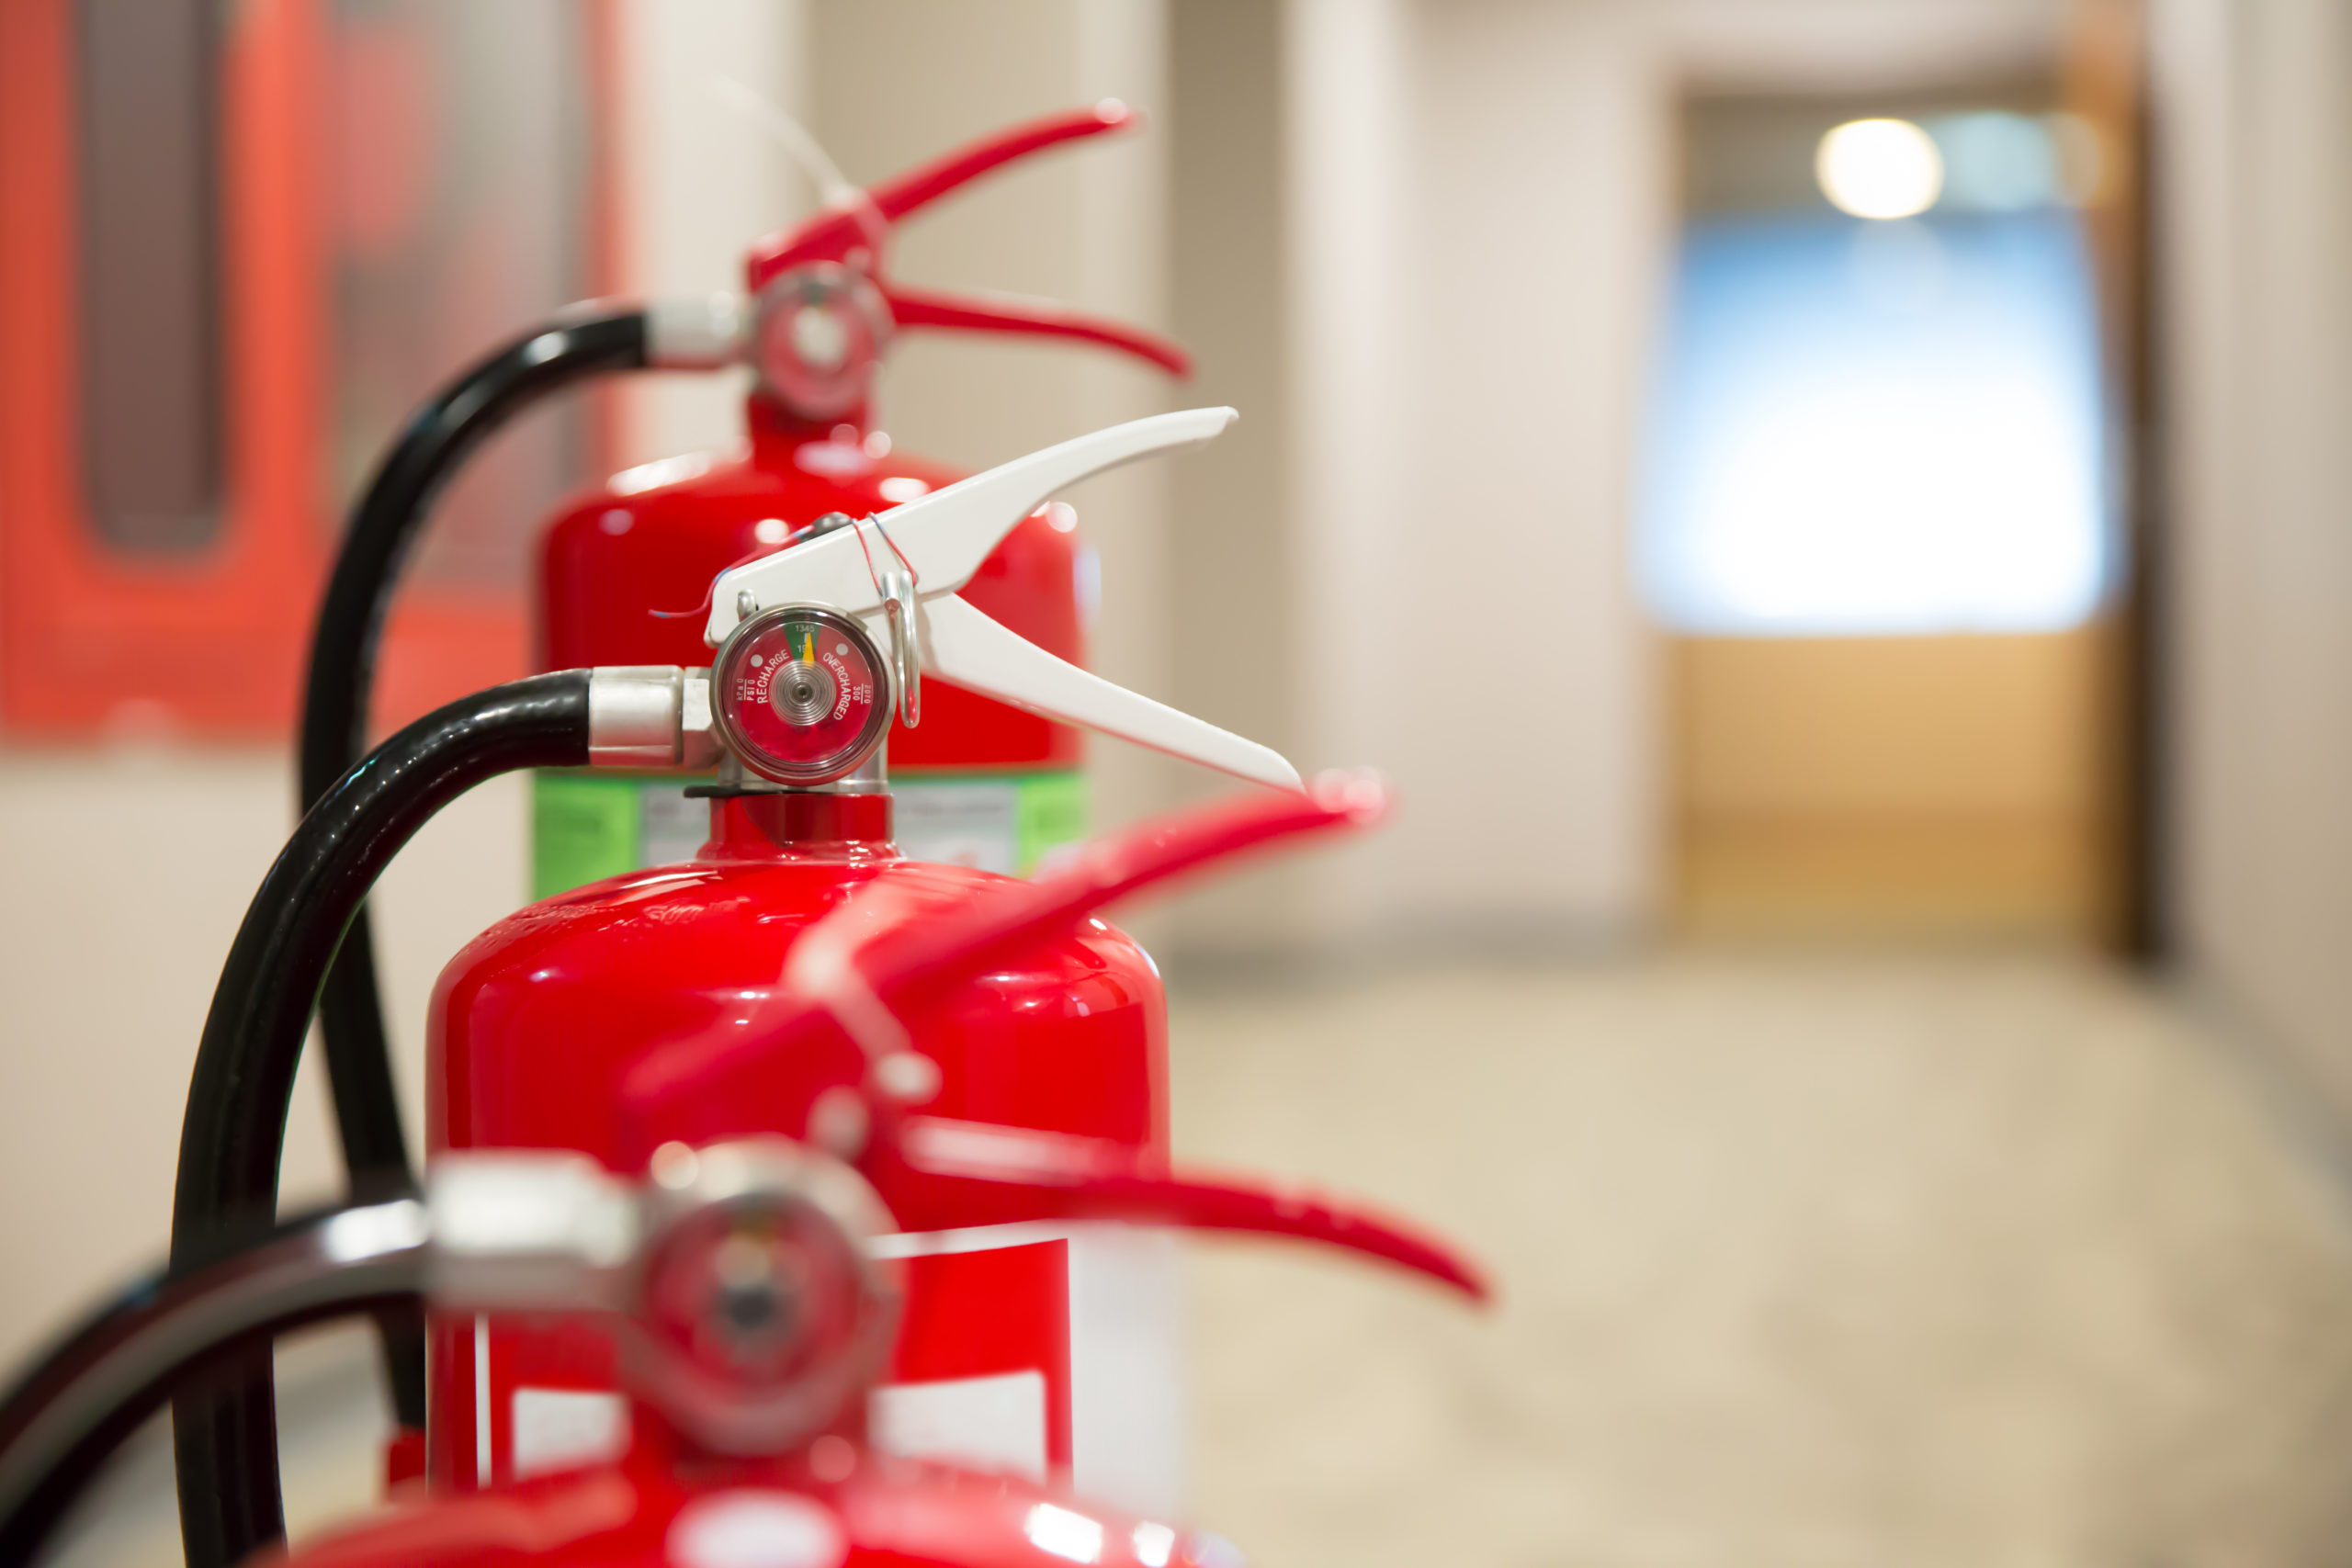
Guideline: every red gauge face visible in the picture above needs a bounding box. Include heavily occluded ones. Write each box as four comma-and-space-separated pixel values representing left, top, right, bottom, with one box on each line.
641, 1199, 869, 1390
752, 263, 892, 422
714, 606, 890, 784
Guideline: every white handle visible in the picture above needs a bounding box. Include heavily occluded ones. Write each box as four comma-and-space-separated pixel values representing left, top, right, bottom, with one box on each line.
920, 595, 1301, 792
705, 406, 1238, 647
700, 406, 1299, 791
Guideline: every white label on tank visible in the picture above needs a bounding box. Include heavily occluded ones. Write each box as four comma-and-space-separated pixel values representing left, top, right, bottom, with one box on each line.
639, 781, 707, 867
669, 1491, 846, 1568
893, 781, 1020, 874
870, 1370, 1047, 1481
870, 1223, 1186, 1517
1068, 1228, 1184, 1519
512, 1386, 629, 1479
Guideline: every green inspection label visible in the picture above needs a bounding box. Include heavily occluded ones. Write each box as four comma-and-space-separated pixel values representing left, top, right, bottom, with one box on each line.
530, 770, 1090, 899
531, 773, 650, 900
1013, 771, 1087, 874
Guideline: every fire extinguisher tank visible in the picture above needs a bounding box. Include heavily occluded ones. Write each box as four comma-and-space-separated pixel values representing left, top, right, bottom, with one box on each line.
426, 794, 1166, 1488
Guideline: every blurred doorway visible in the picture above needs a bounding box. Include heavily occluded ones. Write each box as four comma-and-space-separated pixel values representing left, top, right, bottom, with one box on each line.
1643, 65, 2141, 943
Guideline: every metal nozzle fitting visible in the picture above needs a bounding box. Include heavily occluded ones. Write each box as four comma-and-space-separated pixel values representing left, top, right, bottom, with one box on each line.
587, 666, 721, 771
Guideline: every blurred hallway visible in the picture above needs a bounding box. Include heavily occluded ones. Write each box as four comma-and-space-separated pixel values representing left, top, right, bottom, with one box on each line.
13, 1, 2352, 1562
1178, 954, 2352, 1568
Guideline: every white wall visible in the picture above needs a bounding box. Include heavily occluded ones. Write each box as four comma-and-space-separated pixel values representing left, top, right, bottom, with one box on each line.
1276, 0, 1668, 951
608, 0, 811, 465
2154, 0, 2352, 1111
1660, 0, 2065, 90
0, 754, 526, 1362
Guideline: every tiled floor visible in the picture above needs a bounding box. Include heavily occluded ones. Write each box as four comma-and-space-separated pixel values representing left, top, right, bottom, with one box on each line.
1176, 953, 2352, 1568
46, 953, 2352, 1568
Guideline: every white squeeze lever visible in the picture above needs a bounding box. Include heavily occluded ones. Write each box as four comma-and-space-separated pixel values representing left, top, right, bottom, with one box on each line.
703, 409, 1302, 793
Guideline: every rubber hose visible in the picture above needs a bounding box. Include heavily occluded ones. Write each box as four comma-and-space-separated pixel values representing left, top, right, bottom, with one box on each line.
173, 671, 591, 1568
0, 1203, 424, 1567
298, 306, 644, 1433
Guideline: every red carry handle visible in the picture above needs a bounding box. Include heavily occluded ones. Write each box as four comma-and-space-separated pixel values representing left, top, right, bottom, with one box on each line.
747, 102, 1191, 378
881, 284, 1190, 377
844, 770, 1390, 1020
620, 773, 1390, 1135
615, 774, 1489, 1301
864, 102, 1136, 223
872, 1113, 1489, 1301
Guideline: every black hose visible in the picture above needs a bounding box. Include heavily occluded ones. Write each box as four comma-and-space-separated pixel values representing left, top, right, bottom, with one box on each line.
174, 671, 592, 1568
297, 304, 645, 1432
0, 1203, 424, 1568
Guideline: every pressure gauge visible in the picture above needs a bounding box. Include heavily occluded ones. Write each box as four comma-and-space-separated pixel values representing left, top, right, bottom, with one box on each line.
752, 263, 892, 422
628, 1139, 901, 1456
712, 606, 891, 784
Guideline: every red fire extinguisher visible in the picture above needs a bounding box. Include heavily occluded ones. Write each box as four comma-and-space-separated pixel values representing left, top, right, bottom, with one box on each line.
424, 411, 1289, 1507
174, 414, 1320, 1568
301, 101, 1181, 913
296, 105, 1190, 1492
0, 781, 1483, 1568
534, 100, 1192, 897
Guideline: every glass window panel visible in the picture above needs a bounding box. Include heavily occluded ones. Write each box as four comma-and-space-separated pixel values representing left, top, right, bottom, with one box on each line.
1638, 211, 2110, 637
330, 0, 594, 591
77, 0, 225, 553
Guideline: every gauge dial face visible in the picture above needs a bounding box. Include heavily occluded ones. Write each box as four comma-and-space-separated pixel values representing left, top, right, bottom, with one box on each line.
714, 606, 889, 784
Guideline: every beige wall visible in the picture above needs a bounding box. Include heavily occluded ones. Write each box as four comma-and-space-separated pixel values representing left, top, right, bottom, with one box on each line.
1157, 0, 1675, 962
0, 754, 525, 1362
2154, 0, 2352, 1109
608, 0, 811, 466
1284, 0, 1666, 952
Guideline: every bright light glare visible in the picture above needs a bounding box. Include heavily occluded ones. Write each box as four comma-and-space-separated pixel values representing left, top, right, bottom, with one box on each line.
1024, 1505, 1103, 1565
1639, 213, 2108, 636
1817, 118, 1943, 219
321, 1199, 428, 1262
609, 449, 716, 496
1132, 1524, 1177, 1568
